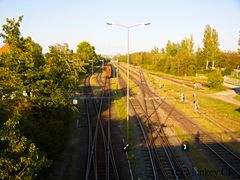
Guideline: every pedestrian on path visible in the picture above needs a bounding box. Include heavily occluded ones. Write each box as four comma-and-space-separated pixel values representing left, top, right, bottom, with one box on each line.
180, 92, 185, 103
194, 100, 199, 112
160, 83, 164, 89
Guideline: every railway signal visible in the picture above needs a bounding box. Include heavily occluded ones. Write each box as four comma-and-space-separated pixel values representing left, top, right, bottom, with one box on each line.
123, 143, 129, 151
182, 141, 189, 151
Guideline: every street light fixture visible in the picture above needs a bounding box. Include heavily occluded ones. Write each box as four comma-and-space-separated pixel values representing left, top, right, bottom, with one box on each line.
107, 21, 150, 142
106, 22, 113, 25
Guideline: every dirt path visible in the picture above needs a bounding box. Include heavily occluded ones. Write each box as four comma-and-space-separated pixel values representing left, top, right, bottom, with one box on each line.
150, 71, 240, 106
208, 83, 240, 106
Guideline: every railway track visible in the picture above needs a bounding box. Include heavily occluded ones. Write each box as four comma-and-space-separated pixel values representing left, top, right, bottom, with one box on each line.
84, 71, 119, 180
128, 65, 240, 142
117, 67, 190, 179
118, 65, 240, 179
138, 69, 190, 179
122, 64, 208, 89
117, 72, 159, 179
120, 64, 240, 141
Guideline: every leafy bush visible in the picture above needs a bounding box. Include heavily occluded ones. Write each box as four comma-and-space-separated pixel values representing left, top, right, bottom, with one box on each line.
222, 66, 232, 76
207, 71, 223, 89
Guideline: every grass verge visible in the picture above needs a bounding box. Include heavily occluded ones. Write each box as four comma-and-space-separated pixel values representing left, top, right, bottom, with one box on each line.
173, 127, 226, 180
118, 67, 139, 95
234, 95, 240, 101
147, 72, 240, 139
111, 77, 138, 177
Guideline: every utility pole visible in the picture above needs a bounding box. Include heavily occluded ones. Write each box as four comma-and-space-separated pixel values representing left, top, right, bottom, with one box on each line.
106, 21, 151, 142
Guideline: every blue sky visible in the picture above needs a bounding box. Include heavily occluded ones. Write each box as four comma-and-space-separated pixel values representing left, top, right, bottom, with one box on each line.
0, 0, 240, 55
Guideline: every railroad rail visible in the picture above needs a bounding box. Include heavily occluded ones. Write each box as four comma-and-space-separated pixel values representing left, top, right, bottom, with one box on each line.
138, 69, 190, 179
118, 65, 240, 179
119, 63, 240, 141
125, 64, 240, 142
117, 72, 159, 179
117, 67, 190, 179
84, 71, 119, 180
120, 64, 208, 89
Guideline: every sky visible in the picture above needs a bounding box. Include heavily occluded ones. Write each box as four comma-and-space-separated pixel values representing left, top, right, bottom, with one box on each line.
0, 0, 240, 55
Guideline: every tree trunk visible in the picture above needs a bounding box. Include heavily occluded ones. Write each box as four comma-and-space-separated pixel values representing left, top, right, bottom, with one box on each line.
206, 60, 209, 70
212, 60, 215, 69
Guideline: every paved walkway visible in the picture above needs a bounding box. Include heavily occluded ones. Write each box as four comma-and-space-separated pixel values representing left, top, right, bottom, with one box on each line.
208, 83, 240, 106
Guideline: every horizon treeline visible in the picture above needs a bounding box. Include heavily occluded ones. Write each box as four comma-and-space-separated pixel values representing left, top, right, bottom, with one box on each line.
115, 25, 240, 76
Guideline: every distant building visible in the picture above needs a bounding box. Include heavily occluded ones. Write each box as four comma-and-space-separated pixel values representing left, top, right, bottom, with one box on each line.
101, 54, 114, 59
0, 43, 10, 54
231, 69, 240, 78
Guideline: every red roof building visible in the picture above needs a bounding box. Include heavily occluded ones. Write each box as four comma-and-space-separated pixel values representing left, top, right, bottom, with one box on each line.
0, 43, 10, 54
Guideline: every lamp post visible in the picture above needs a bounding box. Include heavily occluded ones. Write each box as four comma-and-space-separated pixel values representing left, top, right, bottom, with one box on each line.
89, 60, 93, 75
106, 22, 150, 141
116, 59, 119, 89
99, 59, 104, 72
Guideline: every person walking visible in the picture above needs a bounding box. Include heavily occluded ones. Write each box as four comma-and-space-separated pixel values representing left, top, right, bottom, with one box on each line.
194, 100, 199, 112
180, 92, 185, 103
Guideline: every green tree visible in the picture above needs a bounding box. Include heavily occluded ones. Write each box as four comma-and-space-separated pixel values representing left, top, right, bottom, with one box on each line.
76, 41, 97, 63
0, 17, 43, 72
0, 16, 46, 99
176, 36, 196, 75
0, 16, 79, 179
0, 16, 23, 46
45, 43, 85, 88
0, 16, 25, 71
0, 16, 52, 179
24, 37, 45, 68
207, 71, 223, 89
164, 41, 180, 74
196, 47, 205, 72
151, 46, 159, 54
181, 36, 194, 55
0, 117, 50, 179
203, 24, 219, 69
0, 67, 23, 101
166, 41, 180, 57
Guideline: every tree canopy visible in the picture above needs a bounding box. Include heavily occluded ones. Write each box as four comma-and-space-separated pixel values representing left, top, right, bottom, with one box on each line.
203, 24, 219, 69
76, 41, 97, 62
0, 16, 100, 179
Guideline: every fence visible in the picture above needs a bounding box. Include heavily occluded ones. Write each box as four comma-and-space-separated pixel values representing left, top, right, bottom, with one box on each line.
224, 76, 240, 86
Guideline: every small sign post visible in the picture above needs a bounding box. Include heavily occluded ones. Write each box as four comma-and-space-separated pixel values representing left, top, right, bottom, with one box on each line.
73, 99, 78, 105
182, 141, 189, 151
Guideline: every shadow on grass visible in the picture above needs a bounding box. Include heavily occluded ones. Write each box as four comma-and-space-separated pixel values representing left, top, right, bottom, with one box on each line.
231, 87, 240, 94
235, 107, 240, 113
128, 115, 240, 179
